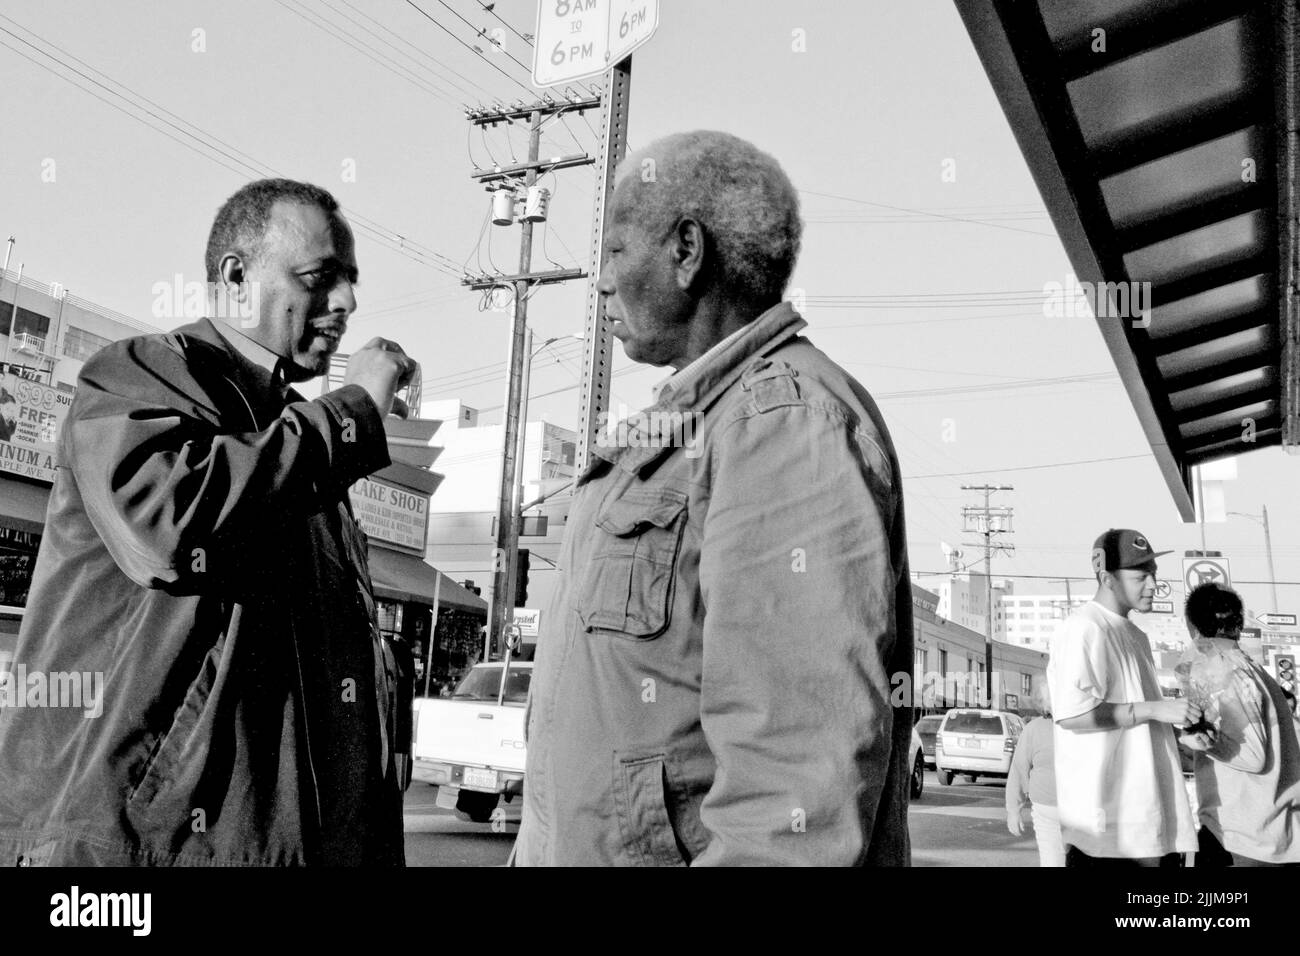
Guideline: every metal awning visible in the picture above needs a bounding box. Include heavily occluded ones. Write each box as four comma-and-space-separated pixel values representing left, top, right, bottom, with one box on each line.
367, 546, 488, 614
956, 0, 1299, 519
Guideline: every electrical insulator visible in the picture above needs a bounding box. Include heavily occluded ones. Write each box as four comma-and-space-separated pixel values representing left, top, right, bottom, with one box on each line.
523, 186, 551, 223
492, 187, 516, 225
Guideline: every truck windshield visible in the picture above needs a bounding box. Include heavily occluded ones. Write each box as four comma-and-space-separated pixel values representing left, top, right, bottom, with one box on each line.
452, 666, 531, 704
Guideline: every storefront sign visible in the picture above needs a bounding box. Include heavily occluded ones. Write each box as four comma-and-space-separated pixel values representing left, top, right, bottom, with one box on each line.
349, 476, 430, 552
0, 374, 67, 483
512, 607, 540, 639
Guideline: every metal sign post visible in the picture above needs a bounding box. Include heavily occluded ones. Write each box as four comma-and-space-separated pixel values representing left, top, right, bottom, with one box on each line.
575, 56, 631, 473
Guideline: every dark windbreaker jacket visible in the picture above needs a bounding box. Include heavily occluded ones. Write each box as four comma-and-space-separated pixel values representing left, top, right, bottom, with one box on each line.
0, 317, 403, 866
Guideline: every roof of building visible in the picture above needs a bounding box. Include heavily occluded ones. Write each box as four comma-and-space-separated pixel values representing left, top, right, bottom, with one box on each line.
956, 0, 1298, 518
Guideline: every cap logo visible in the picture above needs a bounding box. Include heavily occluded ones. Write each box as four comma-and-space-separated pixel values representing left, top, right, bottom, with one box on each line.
1133, 535, 1149, 550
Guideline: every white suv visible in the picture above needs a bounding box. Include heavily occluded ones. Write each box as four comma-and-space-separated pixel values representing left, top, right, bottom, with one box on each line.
935, 709, 1024, 785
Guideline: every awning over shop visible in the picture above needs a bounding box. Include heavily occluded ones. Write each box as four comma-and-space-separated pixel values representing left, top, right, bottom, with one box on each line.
956, 0, 1298, 519
367, 546, 488, 614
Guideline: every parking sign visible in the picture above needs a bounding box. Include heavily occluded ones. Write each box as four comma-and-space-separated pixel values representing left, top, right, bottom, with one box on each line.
533, 0, 660, 87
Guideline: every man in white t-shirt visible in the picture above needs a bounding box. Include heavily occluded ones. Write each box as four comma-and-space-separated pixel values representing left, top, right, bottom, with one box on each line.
1047, 528, 1200, 867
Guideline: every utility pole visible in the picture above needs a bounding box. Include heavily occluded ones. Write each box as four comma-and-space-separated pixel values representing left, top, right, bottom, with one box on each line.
1229, 506, 1280, 613
1263, 503, 1277, 613
3, 261, 24, 375
961, 484, 1015, 709
1, 238, 14, 378
463, 92, 600, 659
1048, 578, 1075, 620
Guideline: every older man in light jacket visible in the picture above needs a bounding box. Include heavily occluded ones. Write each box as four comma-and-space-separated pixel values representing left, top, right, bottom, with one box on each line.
516, 131, 913, 866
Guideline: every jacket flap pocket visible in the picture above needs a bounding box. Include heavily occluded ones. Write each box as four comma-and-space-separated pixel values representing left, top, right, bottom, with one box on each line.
596, 489, 687, 536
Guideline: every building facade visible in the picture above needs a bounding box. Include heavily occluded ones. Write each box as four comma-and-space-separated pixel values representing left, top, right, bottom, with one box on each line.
0, 269, 164, 668
912, 584, 1049, 718
925, 572, 1012, 642
421, 398, 577, 648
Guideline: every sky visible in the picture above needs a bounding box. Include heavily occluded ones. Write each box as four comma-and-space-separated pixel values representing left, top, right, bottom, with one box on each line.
1, 0, 1296, 621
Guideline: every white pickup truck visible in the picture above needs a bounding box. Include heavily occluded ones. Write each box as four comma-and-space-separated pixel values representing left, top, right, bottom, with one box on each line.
411, 661, 531, 823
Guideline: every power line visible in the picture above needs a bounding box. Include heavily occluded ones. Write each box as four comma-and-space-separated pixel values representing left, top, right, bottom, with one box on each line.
273, 0, 467, 106
404, 0, 538, 99
799, 188, 1058, 239
430, 0, 537, 79
903, 453, 1149, 479
0, 15, 463, 277
333, 0, 491, 100
473, 0, 534, 46
912, 570, 1300, 587
812, 308, 1059, 330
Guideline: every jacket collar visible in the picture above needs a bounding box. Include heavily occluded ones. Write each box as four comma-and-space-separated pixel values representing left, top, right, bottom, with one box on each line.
583, 302, 807, 482
173, 317, 308, 415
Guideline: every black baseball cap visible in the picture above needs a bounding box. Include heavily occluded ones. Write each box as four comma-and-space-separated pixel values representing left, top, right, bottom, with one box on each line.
1091, 528, 1172, 573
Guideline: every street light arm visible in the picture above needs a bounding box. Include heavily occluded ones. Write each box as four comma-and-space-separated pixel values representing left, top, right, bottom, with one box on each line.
530, 332, 583, 361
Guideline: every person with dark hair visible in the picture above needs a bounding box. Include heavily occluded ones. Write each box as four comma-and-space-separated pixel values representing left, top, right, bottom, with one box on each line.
1047, 529, 1199, 867
517, 132, 912, 866
0, 178, 417, 866
1179, 582, 1300, 866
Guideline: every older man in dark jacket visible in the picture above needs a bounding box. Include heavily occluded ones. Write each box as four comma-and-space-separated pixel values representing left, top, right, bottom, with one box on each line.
517, 132, 913, 866
0, 179, 416, 865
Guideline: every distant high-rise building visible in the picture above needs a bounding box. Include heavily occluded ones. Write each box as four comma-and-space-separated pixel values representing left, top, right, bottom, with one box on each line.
927, 572, 1012, 641
1000, 593, 1090, 652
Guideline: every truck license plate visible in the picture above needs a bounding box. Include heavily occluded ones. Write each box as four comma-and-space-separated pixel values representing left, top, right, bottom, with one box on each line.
463, 767, 498, 790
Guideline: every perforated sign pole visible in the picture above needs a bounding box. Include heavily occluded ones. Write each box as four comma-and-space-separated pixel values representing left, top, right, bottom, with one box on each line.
575, 56, 631, 474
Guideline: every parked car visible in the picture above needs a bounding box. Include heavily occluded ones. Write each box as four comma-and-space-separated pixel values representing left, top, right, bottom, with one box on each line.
909, 726, 925, 800
411, 661, 531, 823
935, 708, 1024, 785
915, 714, 942, 770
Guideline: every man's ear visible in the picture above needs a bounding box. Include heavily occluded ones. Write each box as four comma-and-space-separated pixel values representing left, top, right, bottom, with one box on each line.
218, 253, 248, 295
670, 217, 707, 292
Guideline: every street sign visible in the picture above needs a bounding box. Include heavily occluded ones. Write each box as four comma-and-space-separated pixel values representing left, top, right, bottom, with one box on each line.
533, 0, 660, 87
490, 515, 549, 537
1264, 630, 1300, 645
1150, 600, 1174, 614
1154, 580, 1172, 600
1183, 556, 1231, 593
1261, 613, 1298, 627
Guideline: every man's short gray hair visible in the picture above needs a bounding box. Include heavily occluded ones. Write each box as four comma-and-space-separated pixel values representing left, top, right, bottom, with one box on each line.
615, 131, 802, 304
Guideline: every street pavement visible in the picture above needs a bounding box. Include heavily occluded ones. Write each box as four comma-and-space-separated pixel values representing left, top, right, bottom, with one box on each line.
911, 771, 1039, 867
402, 770, 1042, 867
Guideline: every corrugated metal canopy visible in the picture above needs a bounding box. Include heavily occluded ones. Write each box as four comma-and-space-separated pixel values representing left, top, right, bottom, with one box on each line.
956, 0, 1298, 519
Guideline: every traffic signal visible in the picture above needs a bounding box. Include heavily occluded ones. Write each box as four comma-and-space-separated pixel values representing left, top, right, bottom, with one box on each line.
1277, 655, 1295, 694
514, 549, 530, 608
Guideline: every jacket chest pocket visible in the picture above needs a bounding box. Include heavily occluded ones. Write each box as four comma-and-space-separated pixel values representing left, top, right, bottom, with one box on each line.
575, 487, 688, 639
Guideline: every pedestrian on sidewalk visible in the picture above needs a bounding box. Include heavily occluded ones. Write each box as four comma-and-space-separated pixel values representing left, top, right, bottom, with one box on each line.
516, 131, 913, 866
1046, 528, 1200, 867
0, 179, 416, 866
1178, 582, 1300, 867
1006, 678, 1063, 866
